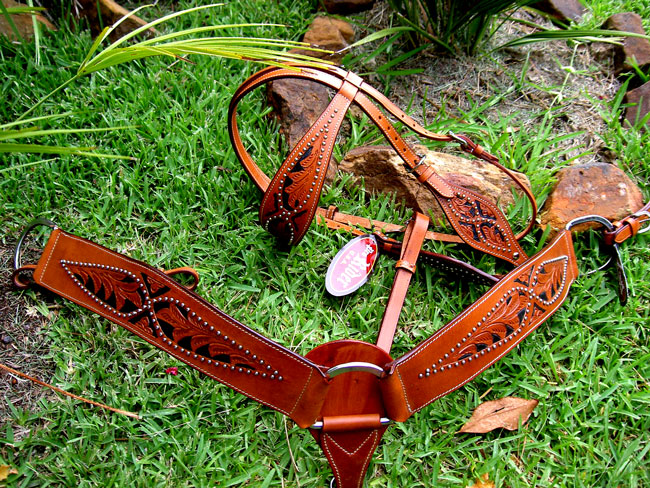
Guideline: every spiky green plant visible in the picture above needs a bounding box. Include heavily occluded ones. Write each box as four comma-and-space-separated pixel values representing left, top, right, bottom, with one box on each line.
386, 0, 650, 56
4, 3, 331, 166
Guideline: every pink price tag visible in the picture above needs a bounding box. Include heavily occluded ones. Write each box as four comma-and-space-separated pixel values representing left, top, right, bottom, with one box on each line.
325, 235, 379, 297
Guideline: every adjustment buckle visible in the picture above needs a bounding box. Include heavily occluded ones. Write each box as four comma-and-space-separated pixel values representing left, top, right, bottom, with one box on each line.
566, 215, 629, 304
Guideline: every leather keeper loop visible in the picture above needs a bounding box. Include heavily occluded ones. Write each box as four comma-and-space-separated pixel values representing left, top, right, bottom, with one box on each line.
395, 259, 416, 273
322, 414, 382, 432
326, 205, 338, 220
163, 267, 200, 291
415, 165, 435, 183
12, 265, 37, 289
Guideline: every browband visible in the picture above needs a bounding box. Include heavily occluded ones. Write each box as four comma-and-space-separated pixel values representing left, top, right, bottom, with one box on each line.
12, 65, 647, 488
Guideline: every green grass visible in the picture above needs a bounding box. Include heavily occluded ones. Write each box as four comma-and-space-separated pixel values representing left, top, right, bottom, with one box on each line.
1, 1, 649, 487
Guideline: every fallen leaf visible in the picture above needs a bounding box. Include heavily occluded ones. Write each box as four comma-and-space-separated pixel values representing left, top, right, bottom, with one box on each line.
0, 465, 18, 481
467, 473, 495, 488
459, 396, 538, 433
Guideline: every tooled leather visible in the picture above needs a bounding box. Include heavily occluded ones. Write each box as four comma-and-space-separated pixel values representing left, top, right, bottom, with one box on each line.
32, 229, 329, 428
229, 65, 537, 257
380, 230, 578, 421
434, 181, 528, 265
259, 89, 355, 245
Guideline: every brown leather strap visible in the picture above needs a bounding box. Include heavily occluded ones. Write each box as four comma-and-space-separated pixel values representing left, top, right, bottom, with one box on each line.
603, 202, 650, 245
228, 65, 536, 265
30, 228, 330, 428
376, 212, 430, 353
380, 230, 579, 421
259, 76, 358, 245
16, 224, 586, 488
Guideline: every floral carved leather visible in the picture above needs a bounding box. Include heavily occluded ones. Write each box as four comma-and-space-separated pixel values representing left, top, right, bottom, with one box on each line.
21, 225, 577, 488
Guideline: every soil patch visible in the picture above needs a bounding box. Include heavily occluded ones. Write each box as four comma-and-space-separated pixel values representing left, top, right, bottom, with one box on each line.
0, 242, 56, 431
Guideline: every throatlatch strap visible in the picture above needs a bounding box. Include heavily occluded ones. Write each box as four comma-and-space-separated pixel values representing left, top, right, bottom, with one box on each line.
376, 212, 430, 353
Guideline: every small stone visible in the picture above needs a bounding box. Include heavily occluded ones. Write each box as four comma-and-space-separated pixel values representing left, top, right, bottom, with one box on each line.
624, 80, 650, 129
540, 162, 644, 233
338, 145, 531, 223
603, 13, 650, 75
532, 0, 586, 23
321, 0, 375, 15
287, 16, 354, 63
0, 0, 55, 41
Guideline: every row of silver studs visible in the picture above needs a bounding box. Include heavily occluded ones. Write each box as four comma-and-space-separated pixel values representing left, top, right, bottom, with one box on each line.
418, 256, 568, 379
531, 257, 569, 306
265, 107, 341, 244
151, 296, 282, 380
61, 260, 149, 319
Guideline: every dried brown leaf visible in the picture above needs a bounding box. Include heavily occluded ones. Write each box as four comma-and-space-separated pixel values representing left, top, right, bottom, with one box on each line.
0, 465, 18, 481
467, 473, 495, 488
459, 396, 538, 434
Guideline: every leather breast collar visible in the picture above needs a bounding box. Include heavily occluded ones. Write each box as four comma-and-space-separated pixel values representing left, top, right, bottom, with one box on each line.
12, 65, 649, 488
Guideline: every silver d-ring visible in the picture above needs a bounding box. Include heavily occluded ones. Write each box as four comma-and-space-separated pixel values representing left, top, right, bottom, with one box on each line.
565, 214, 614, 232
564, 214, 619, 275
13, 217, 57, 270
326, 362, 385, 379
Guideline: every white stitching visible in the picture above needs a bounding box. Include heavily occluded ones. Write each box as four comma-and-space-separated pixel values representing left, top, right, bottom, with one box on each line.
37, 231, 326, 419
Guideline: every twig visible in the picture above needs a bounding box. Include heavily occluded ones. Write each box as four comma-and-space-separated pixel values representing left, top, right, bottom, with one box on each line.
0, 361, 140, 419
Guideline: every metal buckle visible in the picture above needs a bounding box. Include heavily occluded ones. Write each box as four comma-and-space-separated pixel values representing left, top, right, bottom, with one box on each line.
565, 215, 629, 304
448, 131, 468, 147
13, 217, 57, 271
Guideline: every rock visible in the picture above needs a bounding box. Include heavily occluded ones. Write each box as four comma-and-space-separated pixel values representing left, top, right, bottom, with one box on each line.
540, 162, 644, 233
0, 0, 55, 41
289, 16, 355, 63
338, 145, 531, 223
624, 80, 650, 129
321, 0, 375, 15
603, 12, 650, 75
533, 0, 586, 23
266, 78, 338, 183
74, 0, 153, 41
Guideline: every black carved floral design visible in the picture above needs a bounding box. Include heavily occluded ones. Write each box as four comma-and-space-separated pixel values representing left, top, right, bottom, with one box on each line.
62, 261, 275, 376
422, 256, 569, 376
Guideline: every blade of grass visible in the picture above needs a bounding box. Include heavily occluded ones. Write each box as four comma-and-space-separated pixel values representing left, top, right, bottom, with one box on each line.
0, 143, 134, 159
27, 0, 40, 65
0, 2, 23, 41
498, 29, 650, 50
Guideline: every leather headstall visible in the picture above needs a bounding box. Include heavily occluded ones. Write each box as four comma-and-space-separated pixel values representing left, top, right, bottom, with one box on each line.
12, 65, 648, 488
